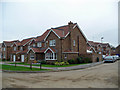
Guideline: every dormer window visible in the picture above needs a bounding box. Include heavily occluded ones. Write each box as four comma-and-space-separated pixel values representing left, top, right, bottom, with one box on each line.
14, 47, 16, 51
37, 42, 42, 47
49, 40, 56, 46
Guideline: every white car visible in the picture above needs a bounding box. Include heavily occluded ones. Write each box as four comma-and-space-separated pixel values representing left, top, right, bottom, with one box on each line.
112, 55, 119, 60
103, 56, 116, 63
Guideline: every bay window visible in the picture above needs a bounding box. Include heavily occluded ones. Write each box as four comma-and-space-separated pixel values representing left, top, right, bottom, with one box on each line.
45, 53, 57, 60
30, 53, 35, 60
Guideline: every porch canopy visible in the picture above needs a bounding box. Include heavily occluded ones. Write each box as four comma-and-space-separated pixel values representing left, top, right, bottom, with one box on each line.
27, 47, 57, 60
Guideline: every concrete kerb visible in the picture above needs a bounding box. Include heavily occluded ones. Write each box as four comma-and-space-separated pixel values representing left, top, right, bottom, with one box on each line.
2, 61, 104, 73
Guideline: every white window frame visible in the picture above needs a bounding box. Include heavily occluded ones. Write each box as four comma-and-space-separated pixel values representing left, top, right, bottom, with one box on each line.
30, 53, 35, 60
73, 40, 75, 46
3, 47, 6, 51
64, 54, 67, 59
37, 42, 42, 47
3, 53, 6, 58
20, 46, 23, 51
28, 46, 30, 50
49, 40, 56, 46
45, 53, 57, 60
33, 44, 36, 47
14, 47, 16, 51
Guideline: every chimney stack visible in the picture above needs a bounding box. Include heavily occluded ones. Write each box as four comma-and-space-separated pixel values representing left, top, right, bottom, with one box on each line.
68, 21, 74, 32
68, 21, 74, 51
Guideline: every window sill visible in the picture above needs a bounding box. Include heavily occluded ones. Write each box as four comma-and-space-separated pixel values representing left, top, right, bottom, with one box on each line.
45, 59, 57, 60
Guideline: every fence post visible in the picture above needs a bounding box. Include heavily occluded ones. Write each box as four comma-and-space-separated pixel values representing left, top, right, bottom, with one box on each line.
30, 61, 32, 70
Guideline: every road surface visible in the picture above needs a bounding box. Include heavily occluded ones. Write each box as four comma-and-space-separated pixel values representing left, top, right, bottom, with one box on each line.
2, 61, 119, 88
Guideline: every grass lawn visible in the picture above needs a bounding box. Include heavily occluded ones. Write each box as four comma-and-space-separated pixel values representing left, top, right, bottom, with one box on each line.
9, 62, 90, 67
1, 64, 49, 71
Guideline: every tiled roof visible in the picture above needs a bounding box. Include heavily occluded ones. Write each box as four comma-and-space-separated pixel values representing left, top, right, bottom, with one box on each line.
49, 47, 56, 53
15, 42, 21, 46
35, 30, 50, 42
3, 40, 19, 46
29, 48, 46, 53
88, 41, 110, 48
12, 50, 21, 54
20, 38, 34, 46
35, 23, 77, 42
19, 49, 28, 54
101, 43, 109, 47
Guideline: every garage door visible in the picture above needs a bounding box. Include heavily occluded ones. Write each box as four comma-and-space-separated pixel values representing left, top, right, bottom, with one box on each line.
13, 55, 16, 62
21, 55, 24, 62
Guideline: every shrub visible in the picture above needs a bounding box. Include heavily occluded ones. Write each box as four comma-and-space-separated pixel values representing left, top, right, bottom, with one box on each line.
68, 59, 75, 64
40, 60, 46, 64
84, 57, 92, 63
54, 61, 69, 66
76, 57, 84, 64
64, 61, 69, 65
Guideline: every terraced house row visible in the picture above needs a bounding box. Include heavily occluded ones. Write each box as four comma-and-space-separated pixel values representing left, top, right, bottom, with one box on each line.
0, 22, 116, 63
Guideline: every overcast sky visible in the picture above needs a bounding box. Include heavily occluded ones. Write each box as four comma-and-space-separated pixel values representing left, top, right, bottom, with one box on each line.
1, 0, 119, 47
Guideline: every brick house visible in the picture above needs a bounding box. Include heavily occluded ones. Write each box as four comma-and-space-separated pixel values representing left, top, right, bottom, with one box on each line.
27, 21, 87, 62
0, 43, 2, 59
116, 45, 120, 56
101, 43, 111, 55
88, 41, 111, 55
1, 40, 19, 60
87, 42, 102, 62
11, 38, 34, 62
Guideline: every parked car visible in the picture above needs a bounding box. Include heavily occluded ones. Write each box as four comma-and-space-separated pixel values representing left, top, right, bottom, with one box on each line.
103, 56, 116, 63
112, 55, 119, 60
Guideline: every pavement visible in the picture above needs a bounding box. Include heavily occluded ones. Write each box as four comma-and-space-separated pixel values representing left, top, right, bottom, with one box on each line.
2, 61, 118, 88
2, 61, 104, 71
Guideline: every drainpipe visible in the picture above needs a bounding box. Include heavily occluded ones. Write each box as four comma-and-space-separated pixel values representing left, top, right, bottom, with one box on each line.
60, 38, 63, 61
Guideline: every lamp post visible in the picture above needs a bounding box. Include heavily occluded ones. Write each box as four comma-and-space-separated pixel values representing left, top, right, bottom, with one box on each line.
101, 37, 104, 60
101, 37, 104, 43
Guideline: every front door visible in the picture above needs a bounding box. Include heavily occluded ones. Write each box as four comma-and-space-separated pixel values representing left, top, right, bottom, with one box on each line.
21, 55, 24, 62
13, 55, 16, 62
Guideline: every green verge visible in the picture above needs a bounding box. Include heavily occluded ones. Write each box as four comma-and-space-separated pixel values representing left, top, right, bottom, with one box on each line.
2, 64, 50, 71
9, 62, 90, 67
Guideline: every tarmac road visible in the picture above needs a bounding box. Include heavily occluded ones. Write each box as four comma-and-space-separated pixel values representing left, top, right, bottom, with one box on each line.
2, 61, 119, 88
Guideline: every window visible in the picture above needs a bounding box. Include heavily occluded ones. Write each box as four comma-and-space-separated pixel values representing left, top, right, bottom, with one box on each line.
33, 44, 36, 47
45, 53, 57, 60
28, 46, 30, 50
3, 53, 6, 58
37, 42, 42, 47
44, 42, 47, 47
3, 47, 5, 51
49, 40, 56, 46
73, 40, 75, 46
20, 47, 23, 51
99, 52, 101, 54
14, 47, 16, 51
30, 53, 34, 60
64, 54, 67, 59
